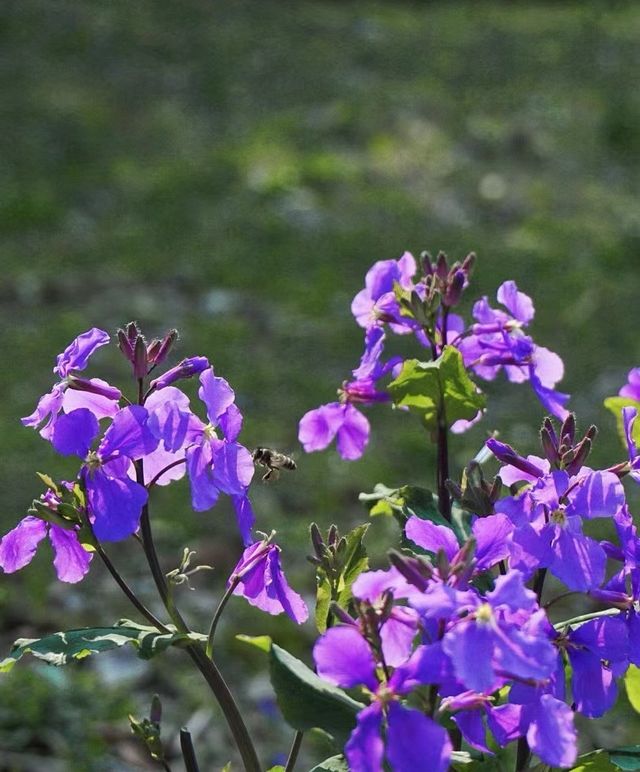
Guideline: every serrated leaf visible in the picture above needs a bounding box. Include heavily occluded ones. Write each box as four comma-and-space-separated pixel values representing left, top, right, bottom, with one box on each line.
310, 755, 349, 772
0, 620, 205, 672
570, 749, 617, 771
235, 635, 272, 653
610, 747, 640, 771
604, 396, 640, 447
269, 644, 363, 747
388, 347, 485, 432
625, 664, 640, 713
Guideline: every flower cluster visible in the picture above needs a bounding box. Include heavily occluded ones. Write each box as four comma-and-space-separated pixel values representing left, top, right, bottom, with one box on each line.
299, 252, 569, 459
311, 413, 640, 768
1, 325, 307, 623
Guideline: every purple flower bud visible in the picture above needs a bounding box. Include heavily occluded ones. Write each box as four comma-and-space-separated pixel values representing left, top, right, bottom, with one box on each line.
149, 329, 178, 366
133, 335, 148, 380
149, 357, 210, 392
117, 329, 134, 361
66, 375, 121, 401
435, 251, 448, 280
486, 438, 546, 479
444, 269, 465, 307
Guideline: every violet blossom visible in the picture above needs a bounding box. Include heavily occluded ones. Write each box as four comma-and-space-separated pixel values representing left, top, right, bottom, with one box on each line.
148, 368, 255, 543
0, 484, 92, 583
314, 625, 452, 772
51, 405, 158, 541
230, 536, 308, 624
298, 328, 400, 460
457, 281, 570, 419
22, 328, 121, 440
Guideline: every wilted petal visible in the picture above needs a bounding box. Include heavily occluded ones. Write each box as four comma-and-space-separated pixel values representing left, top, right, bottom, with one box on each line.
52, 408, 100, 457
314, 626, 377, 690
54, 328, 110, 377
21, 385, 65, 437
0, 517, 47, 573
49, 525, 92, 583
386, 703, 452, 772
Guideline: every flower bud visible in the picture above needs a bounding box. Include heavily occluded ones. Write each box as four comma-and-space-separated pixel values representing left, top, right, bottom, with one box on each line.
149, 356, 209, 392
150, 329, 178, 366
66, 375, 121, 401
443, 269, 465, 307
133, 335, 148, 380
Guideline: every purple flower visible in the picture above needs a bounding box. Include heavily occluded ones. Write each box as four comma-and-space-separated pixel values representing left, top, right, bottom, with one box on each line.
314, 625, 451, 772
149, 368, 255, 543
497, 469, 624, 590
562, 616, 629, 717
351, 252, 417, 332
22, 328, 121, 440
457, 281, 569, 419
405, 513, 513, 575
299, 329, 400, 460
619, 368, 640, 401
230, 537, 308, 624
52, 406, 158, 541
421, 571, 558, 694
0, 483, 92, 583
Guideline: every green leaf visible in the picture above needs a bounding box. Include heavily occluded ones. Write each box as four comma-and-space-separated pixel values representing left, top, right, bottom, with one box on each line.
0, 620, 205, 672
603, 396, 640, 447
269, 643, 363, 747
310, 756, 349, 772
625, 664, 640, 713
570, 750, 617, 771
388, 347, 485, 432
610, 747, 640, 771
235, 634, 272, 653
335, 524, 369, 608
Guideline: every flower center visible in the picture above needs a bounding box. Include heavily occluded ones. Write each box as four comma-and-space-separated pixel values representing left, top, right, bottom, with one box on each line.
550, 508, 567, 526
476, 603, 494, 624
204, 423, 218, 441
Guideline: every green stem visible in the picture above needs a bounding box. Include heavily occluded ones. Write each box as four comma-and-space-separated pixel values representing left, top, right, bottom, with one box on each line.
554, 606, 621, 631
284, 730, 304, 772
206, 577, 240, 659
135, 461, 261, 772
95, 541, 169, 631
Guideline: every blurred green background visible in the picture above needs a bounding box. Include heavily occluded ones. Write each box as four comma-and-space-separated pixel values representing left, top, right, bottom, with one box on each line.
2, 0, 640, 769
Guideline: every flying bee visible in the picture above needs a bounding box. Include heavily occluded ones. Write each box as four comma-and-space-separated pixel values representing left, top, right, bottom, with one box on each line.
252, 447, 297, 482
